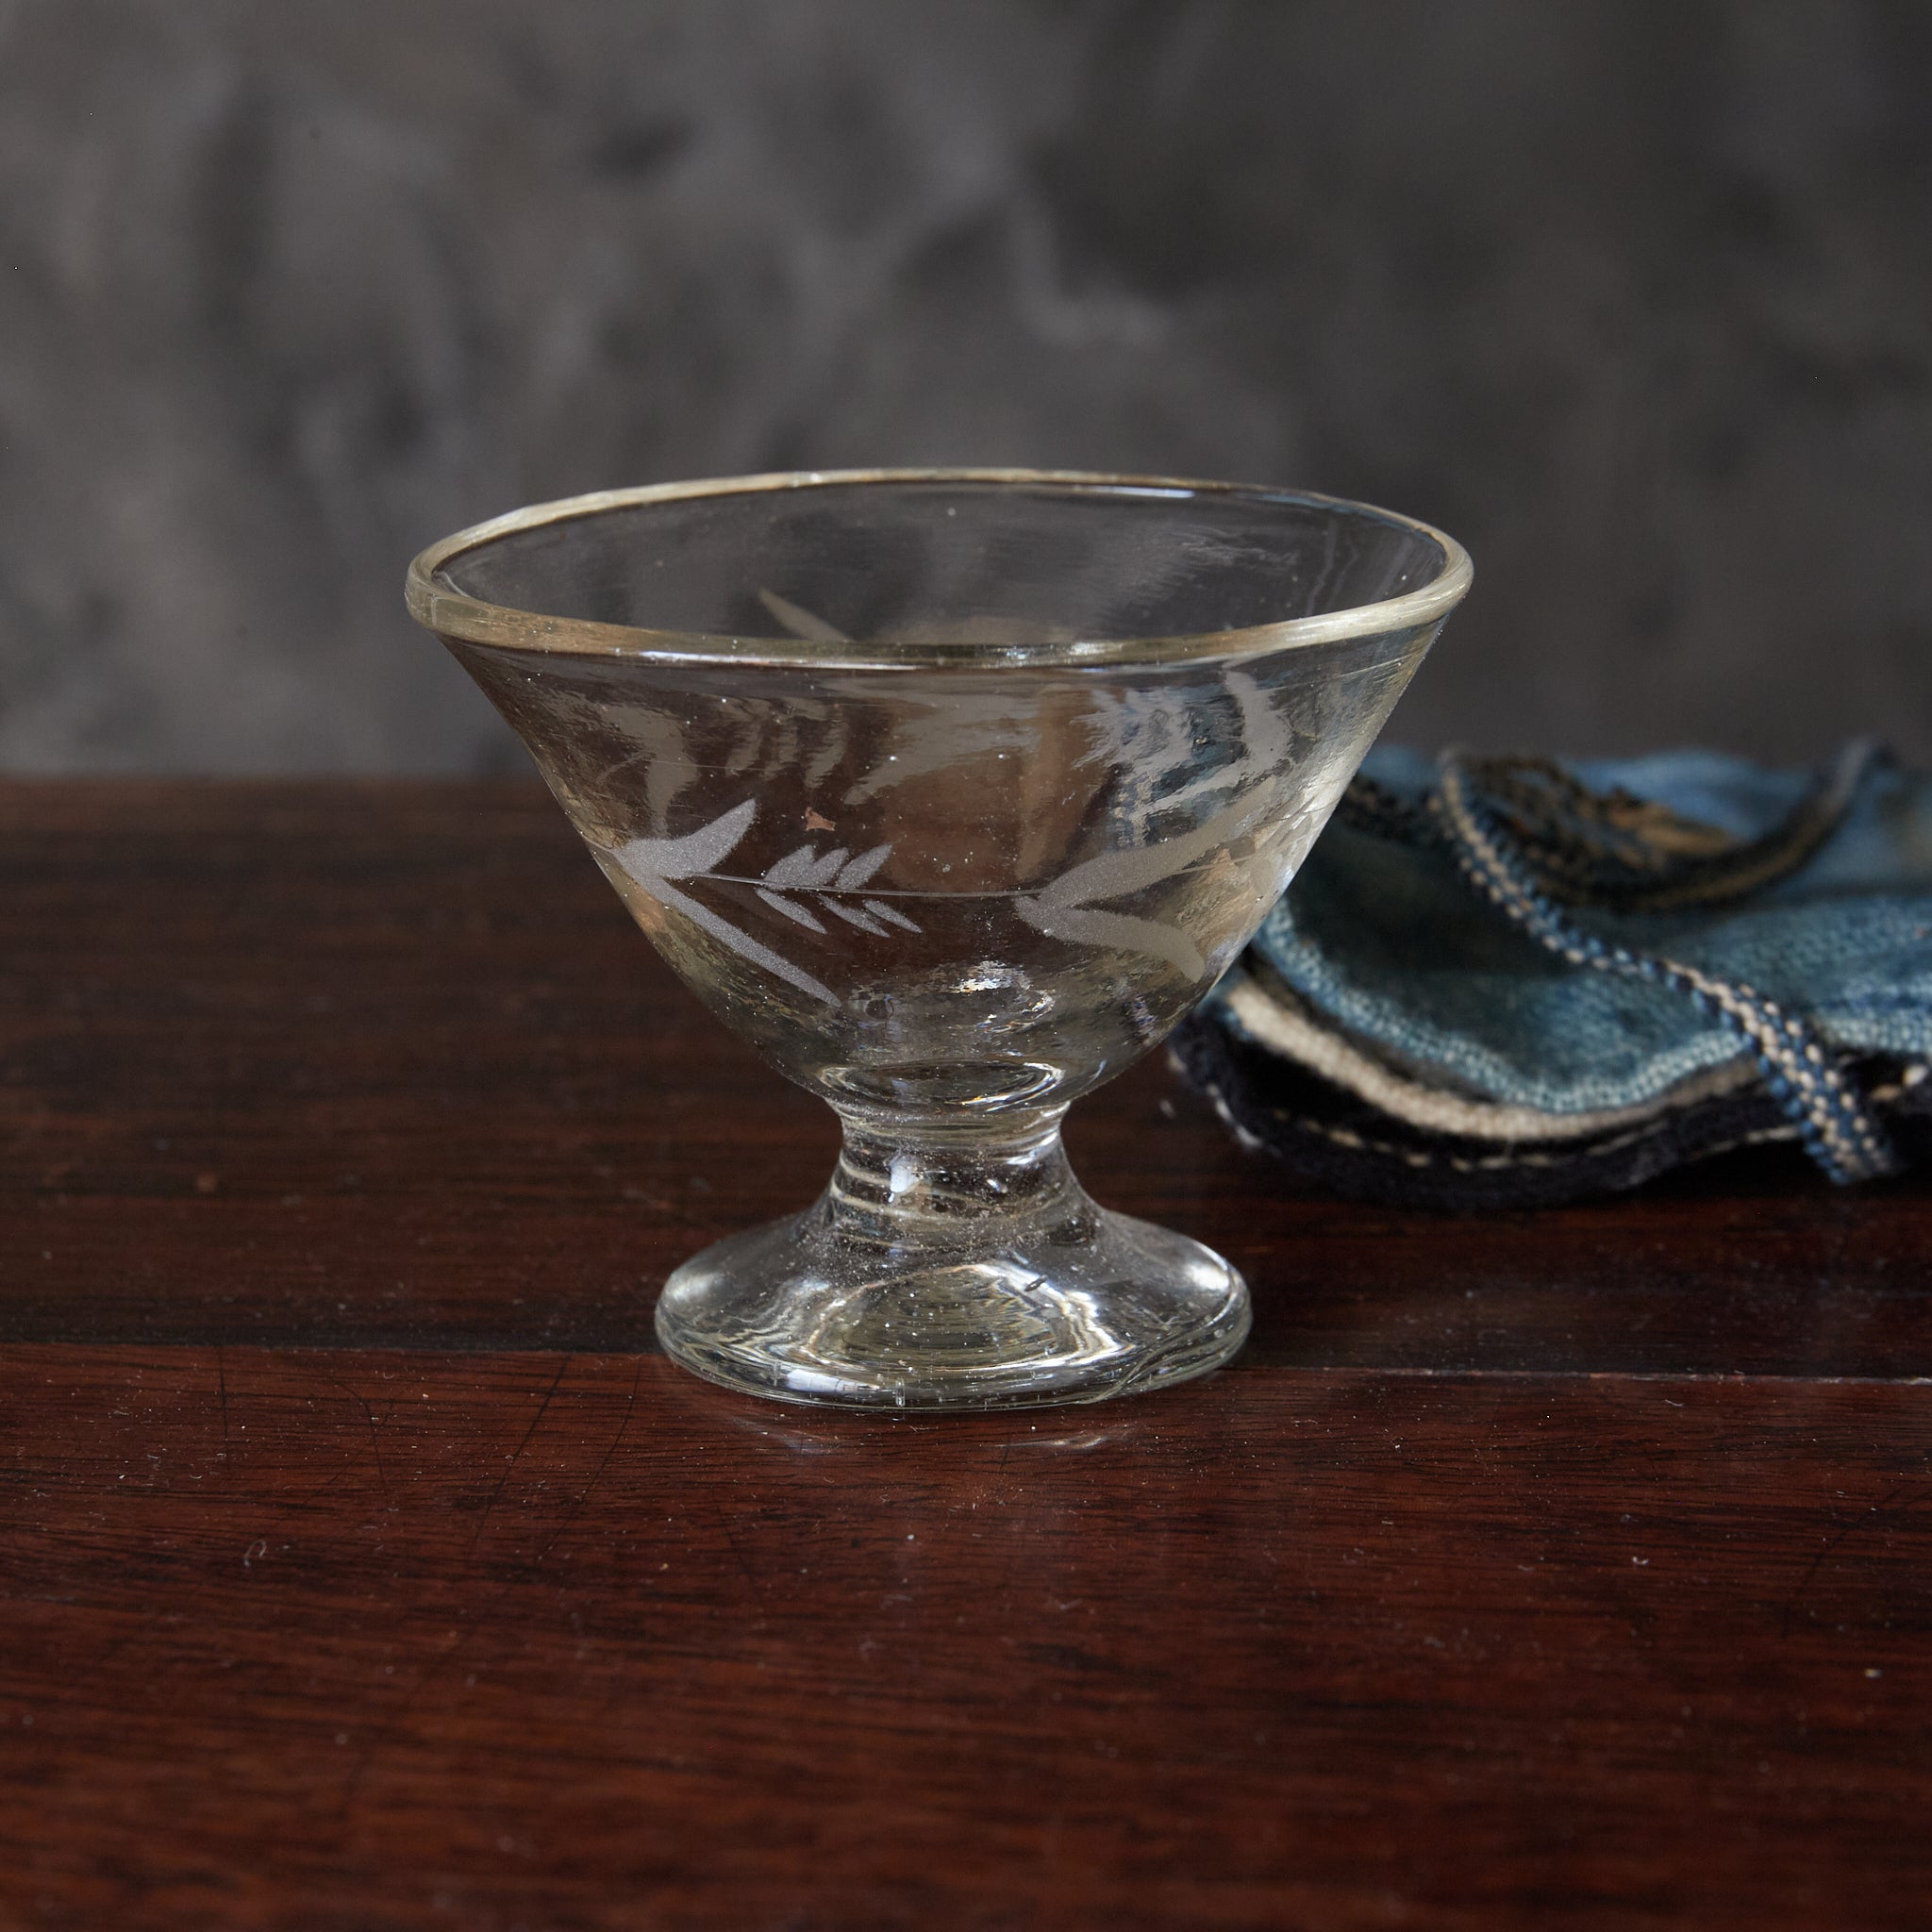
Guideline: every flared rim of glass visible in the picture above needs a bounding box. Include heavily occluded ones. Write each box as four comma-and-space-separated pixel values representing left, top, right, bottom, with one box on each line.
405, 468, 1473, 671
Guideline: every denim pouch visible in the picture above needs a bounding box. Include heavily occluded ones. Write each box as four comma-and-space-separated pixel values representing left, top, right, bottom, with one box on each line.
1171, 743, 1932, 1208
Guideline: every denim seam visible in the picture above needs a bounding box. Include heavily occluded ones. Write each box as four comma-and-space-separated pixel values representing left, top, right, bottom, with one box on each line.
1433, 753, 1899, 1185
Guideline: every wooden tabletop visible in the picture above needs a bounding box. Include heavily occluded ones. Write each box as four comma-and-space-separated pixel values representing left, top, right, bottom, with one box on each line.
3, 780, 1927, 1931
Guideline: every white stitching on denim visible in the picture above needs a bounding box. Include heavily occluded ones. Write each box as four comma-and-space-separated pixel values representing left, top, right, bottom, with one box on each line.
1433, 753, 1899, 1185
1188, 1063, 1803, 1174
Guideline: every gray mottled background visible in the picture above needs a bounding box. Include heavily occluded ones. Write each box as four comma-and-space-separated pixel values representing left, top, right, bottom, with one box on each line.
3, 0, 1928, 773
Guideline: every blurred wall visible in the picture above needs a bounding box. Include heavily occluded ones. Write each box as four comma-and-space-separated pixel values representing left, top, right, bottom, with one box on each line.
2, 0, 1928, 773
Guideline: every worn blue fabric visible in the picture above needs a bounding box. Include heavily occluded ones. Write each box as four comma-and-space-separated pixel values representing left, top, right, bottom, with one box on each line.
1243, 746, 1932, 1116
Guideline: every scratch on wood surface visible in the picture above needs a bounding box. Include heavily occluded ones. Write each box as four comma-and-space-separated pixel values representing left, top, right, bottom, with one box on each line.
469, 1355, 573, 1553
715, 1506, 765, 1598
1779, 1478, 1932, 1638
336, 1358, 642, 1817
325, 1374, 396, 1515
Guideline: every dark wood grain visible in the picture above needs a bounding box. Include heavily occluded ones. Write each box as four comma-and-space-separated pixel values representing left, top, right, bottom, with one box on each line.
2, 780, 1929, 1930
4, 1350, 1930, 1932
6, 780, 1930, 1375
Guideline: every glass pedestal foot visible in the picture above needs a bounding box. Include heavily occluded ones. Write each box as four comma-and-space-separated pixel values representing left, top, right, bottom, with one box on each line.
654, 1120, 1249, 1410
656, 1208, 1248, 1409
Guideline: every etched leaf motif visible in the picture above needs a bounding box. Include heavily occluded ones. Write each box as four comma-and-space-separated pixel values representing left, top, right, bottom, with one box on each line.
1012, 787, 1270, 976
821, 900, 891, 936
1014, 904, 1207, 978
612, 799, 758, 883
1009, 665, 1319, 977
758, 837, 921, 936
836, 844, 893, 890
763, 842, 842, 890
606, 806, 922, 1011
1035, 789, 1268, 911
608, 800, 837, 1008
757, 888, 828, 933
804, 847, 852, 888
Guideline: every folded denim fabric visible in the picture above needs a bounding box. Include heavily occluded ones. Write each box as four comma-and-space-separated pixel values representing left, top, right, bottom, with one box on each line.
1170, 743, 1932, 1208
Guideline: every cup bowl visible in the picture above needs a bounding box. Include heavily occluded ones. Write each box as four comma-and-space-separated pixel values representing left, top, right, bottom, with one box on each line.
408, 471, 1469, 1407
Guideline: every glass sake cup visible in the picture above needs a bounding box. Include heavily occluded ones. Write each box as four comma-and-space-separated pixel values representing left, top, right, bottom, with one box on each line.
407, 471, 1470, 1408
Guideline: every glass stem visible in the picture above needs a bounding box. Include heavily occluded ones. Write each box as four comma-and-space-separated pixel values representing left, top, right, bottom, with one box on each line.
820, 1110, 1096, 1255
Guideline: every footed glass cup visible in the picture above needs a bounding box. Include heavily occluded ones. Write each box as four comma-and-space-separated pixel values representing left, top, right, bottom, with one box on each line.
408, 471, 1469, 1407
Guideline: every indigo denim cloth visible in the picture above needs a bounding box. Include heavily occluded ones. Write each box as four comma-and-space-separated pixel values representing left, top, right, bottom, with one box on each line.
1173, 745, 1932, 1207
1251, 746, 1932, 1111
